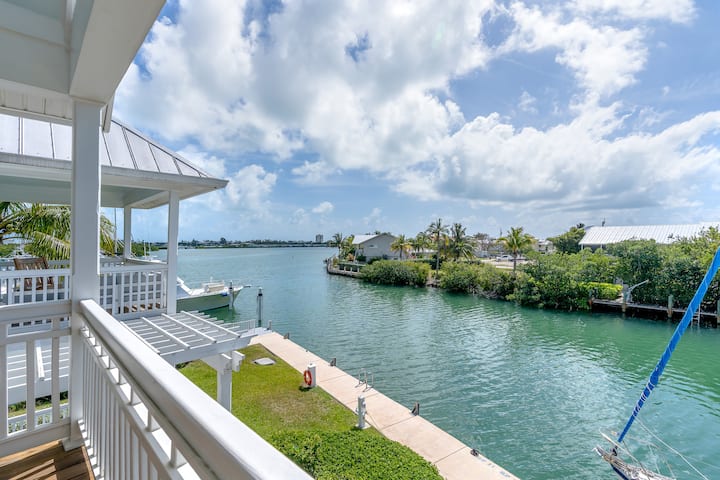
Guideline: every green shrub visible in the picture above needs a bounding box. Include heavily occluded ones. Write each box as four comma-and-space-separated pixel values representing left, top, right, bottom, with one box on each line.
272, 430, 441, 480
0, 244, 16, 257
439, 262, 513, 298
360, 260, 429, 287
579, 282, 622, 300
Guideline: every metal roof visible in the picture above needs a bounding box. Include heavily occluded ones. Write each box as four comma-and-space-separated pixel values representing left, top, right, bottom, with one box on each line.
0, 113, 228, 208
352, 233, 395, 245
579, 223, 720, 246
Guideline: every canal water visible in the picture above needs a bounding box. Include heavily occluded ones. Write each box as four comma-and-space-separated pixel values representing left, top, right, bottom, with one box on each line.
173, 247, 720, 480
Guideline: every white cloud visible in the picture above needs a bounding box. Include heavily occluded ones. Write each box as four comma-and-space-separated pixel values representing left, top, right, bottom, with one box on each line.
363, 207, 383, 226
499, 3, 648, 98
518, 91, 538, 114
117, 0, 494, 177
312, 201, 334, 214
396, 105, 720, 212
225, 164, 277, 213
114, 0, 717, 240
570, 0, 695, 23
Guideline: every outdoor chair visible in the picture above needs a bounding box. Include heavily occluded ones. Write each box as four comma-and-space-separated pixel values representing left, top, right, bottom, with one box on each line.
13, 256, 54, 291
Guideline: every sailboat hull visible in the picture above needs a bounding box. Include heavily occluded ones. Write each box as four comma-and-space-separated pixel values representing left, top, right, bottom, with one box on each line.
595, 447, 674, 480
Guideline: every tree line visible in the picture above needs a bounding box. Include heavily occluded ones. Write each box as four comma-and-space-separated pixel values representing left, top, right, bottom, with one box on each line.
354, 222, 720, 314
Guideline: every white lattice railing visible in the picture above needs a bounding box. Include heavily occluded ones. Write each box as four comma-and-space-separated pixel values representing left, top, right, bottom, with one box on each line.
1, 259, 168, 319
0, 268, 72, 305
99, 263, 168, 319
79, 300, 309, 479
0, 301, 72, 451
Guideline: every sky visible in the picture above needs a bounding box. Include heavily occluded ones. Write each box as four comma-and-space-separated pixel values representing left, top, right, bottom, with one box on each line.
113, 0, 720, 242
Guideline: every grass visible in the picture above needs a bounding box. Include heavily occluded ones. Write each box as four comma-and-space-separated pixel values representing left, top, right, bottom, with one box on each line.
180, 344, 442, 480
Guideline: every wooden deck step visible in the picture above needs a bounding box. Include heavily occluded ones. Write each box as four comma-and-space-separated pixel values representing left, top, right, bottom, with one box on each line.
0, 441, 93, 480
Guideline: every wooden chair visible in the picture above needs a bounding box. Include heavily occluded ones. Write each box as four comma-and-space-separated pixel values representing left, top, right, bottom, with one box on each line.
13, 257, 54, 291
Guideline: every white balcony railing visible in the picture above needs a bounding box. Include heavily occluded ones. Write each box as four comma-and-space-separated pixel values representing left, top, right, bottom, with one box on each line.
0, 258, 168, 318
79, 299, 310, 479
1, 299, 309, 479
0, 301, 73, 452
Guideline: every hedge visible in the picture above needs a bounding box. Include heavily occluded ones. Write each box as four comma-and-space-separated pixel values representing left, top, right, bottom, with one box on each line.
360, 260, 430, 287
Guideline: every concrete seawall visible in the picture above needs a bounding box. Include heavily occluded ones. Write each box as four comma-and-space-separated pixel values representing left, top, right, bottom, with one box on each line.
252, 332, 518, 480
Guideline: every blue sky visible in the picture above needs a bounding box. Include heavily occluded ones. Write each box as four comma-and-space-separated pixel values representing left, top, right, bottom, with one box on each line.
114, 0, 720, 242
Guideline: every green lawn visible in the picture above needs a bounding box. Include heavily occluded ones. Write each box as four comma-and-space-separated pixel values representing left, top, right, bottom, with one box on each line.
180, 344, 442, 480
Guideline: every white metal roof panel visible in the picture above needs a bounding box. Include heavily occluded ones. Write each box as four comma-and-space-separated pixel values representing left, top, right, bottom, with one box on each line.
126, 129, 158, 172
104, 120, 135, 169
22, 118, 53, 157
150, 144, 179, 174
0, 114, 18, 153
51, 123, 71, 160
352, 234, 379, 245
580, 223, 720, 246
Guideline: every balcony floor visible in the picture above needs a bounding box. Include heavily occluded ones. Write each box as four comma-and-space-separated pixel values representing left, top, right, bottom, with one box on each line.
0, 440, 93, 480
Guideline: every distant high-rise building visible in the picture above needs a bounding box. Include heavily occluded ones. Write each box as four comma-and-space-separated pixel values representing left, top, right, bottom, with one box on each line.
315, 234, 324, 243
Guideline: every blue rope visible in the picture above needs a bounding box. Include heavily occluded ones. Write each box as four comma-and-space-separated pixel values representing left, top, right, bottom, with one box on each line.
617, 246, 720, 444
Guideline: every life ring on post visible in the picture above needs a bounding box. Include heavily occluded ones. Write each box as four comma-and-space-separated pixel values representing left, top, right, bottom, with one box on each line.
303, 369, 313, 386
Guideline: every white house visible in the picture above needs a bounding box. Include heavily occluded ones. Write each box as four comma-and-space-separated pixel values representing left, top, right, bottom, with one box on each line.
352, 233, 399, 260
0, 2, 309, 479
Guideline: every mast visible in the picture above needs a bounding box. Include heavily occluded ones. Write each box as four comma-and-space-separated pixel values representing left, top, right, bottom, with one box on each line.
617, 246, 720, 443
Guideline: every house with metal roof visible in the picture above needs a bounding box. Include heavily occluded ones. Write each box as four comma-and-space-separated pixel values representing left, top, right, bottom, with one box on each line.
579, 223, 720, 249
352, 233, 399, 260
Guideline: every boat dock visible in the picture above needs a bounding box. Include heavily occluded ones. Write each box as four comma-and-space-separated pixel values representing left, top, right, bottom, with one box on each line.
590, 299, 719, 327
252, 332, 518, 480
325, 261, 363, 278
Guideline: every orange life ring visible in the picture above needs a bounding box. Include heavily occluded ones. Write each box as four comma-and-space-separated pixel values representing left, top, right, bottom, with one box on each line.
303, 369, 313, 386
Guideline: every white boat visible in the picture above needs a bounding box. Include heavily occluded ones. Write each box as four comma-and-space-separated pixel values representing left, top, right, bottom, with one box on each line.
176, 278, 244, 312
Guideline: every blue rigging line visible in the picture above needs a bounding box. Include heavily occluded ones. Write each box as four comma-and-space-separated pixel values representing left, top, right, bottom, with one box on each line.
617, 246, 720, 443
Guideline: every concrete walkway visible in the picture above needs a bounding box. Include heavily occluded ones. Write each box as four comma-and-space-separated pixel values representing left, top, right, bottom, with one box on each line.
252, 332, 518, 480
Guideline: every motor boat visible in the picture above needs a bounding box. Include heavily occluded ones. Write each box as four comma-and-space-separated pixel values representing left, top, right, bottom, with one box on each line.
176, 277, 244, 312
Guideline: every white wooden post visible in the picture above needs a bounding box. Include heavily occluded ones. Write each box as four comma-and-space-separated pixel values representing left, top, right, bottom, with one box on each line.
66, 99, 102, 450
166, 191, 179, 315
123, 207, 132, 260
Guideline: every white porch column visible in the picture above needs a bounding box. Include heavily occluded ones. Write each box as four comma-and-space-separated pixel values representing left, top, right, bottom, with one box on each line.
166, 191, 179, 315
66, 99, 102, 450
123, 207, 132, 259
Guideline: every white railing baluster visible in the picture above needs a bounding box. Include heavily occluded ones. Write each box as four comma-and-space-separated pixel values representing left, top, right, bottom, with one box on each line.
0, 326, 7, 440
51, 325, 60, 424
26, 340, 35, 432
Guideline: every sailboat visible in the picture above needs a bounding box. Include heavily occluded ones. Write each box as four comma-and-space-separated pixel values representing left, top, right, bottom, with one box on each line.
596, 247, 720, 479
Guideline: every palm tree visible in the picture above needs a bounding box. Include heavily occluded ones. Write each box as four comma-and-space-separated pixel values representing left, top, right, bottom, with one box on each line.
426, 218, 449, 276
331, 232, 345, 256
410, 232, 430, 257
340, 234, 355, 260
1, 203, 116, 259
0, 202, 23, 244
498, 226, 535, 271
390, 234, 411, 260
448, 223, 475, 261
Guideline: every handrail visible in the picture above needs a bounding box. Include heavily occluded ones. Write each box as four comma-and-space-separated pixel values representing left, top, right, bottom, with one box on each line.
80, 300, 310, 479
0, 301, 72, 451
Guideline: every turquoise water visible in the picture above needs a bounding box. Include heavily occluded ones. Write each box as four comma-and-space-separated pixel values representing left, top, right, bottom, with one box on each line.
173, 247, 720, 479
